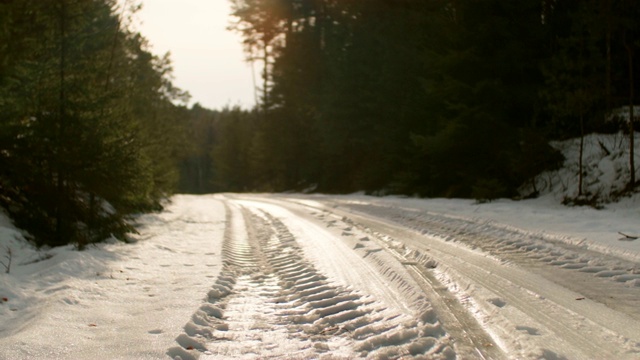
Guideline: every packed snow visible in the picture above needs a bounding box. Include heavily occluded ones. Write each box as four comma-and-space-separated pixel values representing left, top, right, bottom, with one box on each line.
0, 133, 639, 359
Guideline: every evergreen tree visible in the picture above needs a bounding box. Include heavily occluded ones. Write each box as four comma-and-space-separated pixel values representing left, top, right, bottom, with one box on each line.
212, 107, 258, 191
542, 0, 640, 197
179, 104, 218, 194
220, 0, 635, 199
0, 0, 190, 247
404, 0, 554, 198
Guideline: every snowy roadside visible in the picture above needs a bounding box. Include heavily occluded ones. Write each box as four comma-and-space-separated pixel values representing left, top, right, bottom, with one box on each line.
326, 194, 640, 263
0, 195, 226, 359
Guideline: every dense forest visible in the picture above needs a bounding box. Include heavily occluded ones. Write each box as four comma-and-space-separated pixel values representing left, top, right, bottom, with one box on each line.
0, 0, 190, 247
1, 0, 639, 247
189, 0, 639, 198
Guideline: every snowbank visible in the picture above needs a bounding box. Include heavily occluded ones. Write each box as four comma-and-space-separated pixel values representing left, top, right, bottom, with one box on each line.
523, 132, 640, 204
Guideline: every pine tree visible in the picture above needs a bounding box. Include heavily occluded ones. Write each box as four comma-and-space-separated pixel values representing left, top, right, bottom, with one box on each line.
0, 0, 190, 247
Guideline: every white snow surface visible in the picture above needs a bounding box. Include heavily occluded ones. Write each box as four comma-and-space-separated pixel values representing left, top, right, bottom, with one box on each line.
0, 197, 227, 359
523, 131, 640, 205
0, 133, 638, 359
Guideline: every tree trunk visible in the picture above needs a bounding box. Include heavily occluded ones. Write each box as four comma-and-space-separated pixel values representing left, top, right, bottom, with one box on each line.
579, 112, 584, 196
625, 36, 635, 188
262, 45, 269, 115
56, 0, 67, 245
605, 0, 612, 109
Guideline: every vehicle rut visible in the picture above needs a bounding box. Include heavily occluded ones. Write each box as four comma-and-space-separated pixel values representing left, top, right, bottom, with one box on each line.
168, 201, 455, 359
341, 202, 640, 290
327, 202, 640, 359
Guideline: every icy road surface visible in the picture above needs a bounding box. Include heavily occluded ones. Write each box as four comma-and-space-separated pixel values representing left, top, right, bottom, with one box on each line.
1, 193, 639, 359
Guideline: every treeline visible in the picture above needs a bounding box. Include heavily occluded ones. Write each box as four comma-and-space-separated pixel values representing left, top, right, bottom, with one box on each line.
3, 1, 639, 247
178, 105, 247, 194
188, 0, 638, 199
0, 0, 190, 247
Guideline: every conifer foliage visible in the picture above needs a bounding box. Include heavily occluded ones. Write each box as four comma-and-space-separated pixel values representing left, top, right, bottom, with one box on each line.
209, 0, 638, 199
0, 0, 189, 247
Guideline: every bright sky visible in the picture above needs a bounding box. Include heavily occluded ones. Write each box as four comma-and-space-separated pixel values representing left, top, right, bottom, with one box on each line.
132, 0, 257, 110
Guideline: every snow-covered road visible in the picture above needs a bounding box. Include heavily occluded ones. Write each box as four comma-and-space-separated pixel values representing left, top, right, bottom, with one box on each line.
1, 193, 639, 359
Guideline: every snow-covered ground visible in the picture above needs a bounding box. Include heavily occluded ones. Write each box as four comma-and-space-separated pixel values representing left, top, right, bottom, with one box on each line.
0, 196, 228, 359
523, 131, 640, 205
0, 133, 639, 359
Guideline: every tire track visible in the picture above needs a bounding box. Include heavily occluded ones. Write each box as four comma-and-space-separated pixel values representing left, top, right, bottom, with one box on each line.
168, 201, 455, 359
346, 204, 640, 287
246, 207, 455, 359
328, 203, 640, 359
340, 203, 640, 309
307, 209, 504, 360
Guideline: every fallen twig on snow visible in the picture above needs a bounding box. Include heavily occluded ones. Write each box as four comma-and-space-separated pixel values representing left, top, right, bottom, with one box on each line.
618, 232, 639, 240
1, 246, 12, 274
